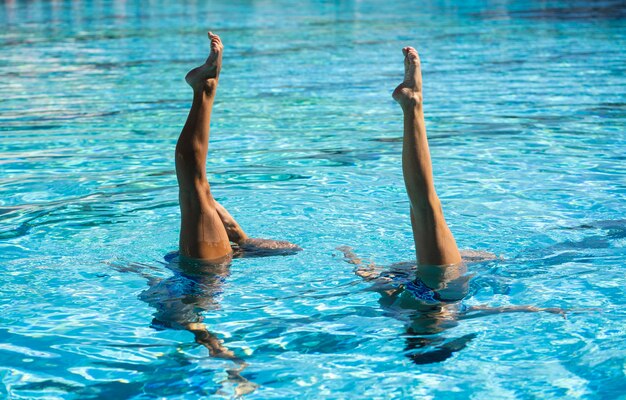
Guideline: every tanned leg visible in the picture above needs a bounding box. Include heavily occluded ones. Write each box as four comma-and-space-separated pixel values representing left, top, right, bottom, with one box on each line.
393, 47, 462, 266
214, 200, 248, 244
176, 32, 232, 262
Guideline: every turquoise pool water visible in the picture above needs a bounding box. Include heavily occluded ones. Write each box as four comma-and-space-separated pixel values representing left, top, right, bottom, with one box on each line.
1, 0, 625, 398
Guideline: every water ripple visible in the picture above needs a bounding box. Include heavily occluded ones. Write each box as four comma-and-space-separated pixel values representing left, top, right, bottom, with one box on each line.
1, 0, 625, 398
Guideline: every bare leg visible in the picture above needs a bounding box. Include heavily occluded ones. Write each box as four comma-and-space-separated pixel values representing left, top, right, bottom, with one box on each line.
214, 200, 248, 244
214, 199, 301, 255
175, 33, 232, 262
393, 47, 461, 266
176, 33, 299, 258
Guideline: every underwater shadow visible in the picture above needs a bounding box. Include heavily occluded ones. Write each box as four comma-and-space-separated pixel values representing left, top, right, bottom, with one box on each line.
338, 247, 564, 366
109, 245, 300, 397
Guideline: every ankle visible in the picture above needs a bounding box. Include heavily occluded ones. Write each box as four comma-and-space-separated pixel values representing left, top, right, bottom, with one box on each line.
402, 104, 424, 122
399, 93, 423, 110
192, 78, 218, 97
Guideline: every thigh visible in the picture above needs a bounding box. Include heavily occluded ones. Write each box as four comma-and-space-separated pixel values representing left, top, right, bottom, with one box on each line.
178, 186, 232, 261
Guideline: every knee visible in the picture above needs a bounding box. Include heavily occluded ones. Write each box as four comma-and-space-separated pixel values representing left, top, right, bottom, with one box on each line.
175, 142, 205, 161
410, 194, 442, 215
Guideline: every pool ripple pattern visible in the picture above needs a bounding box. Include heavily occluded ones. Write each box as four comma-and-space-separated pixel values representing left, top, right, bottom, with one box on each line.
1, 0, 625, 399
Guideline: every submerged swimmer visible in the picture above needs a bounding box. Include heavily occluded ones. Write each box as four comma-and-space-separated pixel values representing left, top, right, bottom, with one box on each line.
172, 30, 301, 386
110, 32, 304, 396
111, 256, 258, 396
340, 47, 563, 364
177, 32, 300, 262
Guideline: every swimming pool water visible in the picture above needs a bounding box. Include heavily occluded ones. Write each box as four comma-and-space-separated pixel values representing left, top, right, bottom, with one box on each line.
1, 0, 625, 398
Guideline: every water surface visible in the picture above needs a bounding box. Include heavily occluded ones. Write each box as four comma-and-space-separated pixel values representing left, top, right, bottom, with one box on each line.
1, 0, 625, 398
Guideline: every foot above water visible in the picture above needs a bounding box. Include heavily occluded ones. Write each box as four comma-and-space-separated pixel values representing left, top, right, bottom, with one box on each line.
392, 46, 423, 108
185, 31, 224, 92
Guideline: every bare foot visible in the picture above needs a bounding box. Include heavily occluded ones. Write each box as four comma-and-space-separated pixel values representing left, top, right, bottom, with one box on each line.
392, 46, 423, 108
185, 32, 224, 92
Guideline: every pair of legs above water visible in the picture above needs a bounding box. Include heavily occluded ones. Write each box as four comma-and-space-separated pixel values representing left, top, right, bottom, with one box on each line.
176, 32, 299, 262
175, 32, 464, 277
172, 33, 565, 369
175, 33, 461, 268
341, 47, 562, 313
176, 32, 230, 261
339, 50, 564, 364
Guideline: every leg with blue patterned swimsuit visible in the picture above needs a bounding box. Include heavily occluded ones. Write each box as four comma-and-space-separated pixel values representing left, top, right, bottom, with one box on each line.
338, 47, 564, 364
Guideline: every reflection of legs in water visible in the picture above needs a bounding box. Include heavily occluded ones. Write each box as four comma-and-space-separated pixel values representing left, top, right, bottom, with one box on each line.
404, 330, 477, 365
186, 321, 240, 360
108, 260, 241, 360
176, 32, 231, 262
392, 46, 461, 267
108, 260, 257, 395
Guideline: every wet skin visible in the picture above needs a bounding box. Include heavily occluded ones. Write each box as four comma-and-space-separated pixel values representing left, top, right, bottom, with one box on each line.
339, 47, 564, 364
